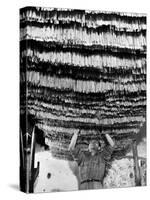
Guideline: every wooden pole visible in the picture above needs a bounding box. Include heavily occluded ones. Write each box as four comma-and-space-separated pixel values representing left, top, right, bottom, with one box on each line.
20, 129, 25, 192
29, 126, 40, 193
30, 127, 35, 173
132, 139, 141, 186
29, 127, 35, 193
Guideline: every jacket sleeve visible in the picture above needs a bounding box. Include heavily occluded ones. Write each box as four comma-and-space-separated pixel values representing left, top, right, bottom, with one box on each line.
70, 146, 84, 165
102, 145, 114, 161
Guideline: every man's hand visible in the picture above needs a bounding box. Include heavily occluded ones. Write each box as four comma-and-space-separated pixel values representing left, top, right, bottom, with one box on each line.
74, 129, 80, 135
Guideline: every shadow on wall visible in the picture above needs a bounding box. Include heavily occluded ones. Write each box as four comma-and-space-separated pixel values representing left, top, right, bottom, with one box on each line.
8, 184, 19, 191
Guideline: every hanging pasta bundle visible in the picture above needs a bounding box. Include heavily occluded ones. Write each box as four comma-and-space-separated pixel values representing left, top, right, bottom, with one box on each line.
20, 7, 146, 160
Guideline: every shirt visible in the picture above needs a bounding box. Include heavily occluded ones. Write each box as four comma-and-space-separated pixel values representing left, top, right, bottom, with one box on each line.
70, 145, 114, 182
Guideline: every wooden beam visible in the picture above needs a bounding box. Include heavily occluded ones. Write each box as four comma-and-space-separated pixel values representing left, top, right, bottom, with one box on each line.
132, 139, 141, 186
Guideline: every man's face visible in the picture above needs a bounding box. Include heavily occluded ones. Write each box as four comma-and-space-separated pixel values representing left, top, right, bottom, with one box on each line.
88, 140, 100, 153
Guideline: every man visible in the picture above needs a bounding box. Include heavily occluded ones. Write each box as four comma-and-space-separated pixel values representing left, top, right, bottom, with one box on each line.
68, 130, 115, 190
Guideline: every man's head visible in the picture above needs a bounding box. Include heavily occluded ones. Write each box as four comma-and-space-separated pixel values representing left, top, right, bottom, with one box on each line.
88, 140, 100, 154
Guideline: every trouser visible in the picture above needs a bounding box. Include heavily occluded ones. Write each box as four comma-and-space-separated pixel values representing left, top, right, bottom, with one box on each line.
79, 180, 103, 190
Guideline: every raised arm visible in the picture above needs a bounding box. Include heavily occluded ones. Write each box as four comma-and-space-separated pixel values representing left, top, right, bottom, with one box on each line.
102, 134, 115, 161
105, 133, 115, 147
68, 130, 80, 151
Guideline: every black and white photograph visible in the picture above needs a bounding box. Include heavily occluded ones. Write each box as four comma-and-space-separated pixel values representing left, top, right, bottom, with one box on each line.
19, 6, 146, 193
